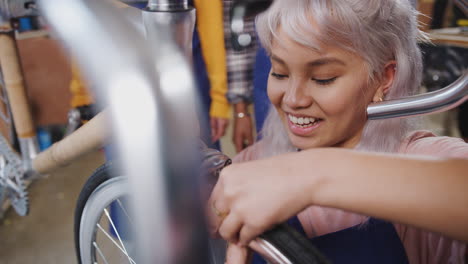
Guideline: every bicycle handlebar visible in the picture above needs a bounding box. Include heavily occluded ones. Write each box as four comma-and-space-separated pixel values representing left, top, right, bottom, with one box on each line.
367, 72, 468, 119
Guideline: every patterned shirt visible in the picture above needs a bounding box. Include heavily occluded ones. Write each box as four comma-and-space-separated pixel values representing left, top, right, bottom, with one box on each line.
223, 0, 258, 104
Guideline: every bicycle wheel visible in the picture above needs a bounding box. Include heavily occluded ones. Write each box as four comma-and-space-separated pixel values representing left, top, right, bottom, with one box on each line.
75, 162, 329, 264
75, 162, 136, 264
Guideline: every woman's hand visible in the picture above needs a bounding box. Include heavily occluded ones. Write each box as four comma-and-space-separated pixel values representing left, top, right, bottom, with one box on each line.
208, 153, 318, 246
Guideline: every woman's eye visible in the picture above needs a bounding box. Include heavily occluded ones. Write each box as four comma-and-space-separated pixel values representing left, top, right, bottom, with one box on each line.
312, 77, 337, 85
271, 72, 288, 79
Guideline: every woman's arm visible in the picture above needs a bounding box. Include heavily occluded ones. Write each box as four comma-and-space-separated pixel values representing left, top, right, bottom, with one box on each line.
210, 148, 468, 246
309, 149, 468, 242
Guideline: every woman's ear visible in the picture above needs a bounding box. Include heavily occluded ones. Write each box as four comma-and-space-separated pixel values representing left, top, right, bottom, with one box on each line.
372, 61, 396, 102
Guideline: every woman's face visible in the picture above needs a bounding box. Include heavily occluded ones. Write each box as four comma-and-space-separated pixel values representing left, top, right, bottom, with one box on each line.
268, 29, 379, 150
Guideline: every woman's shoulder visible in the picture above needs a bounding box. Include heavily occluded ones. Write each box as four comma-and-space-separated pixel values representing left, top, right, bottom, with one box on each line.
399, 130, 468, 159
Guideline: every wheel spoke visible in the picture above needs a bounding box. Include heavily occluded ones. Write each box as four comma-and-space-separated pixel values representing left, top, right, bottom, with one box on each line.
116, 198, 134, 225
96, 223, 136, 264
103, 207, 134, 264
93, 241, 110, 264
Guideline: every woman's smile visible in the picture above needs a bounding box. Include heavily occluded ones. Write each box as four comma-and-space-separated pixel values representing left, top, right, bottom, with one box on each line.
286, 113, 323, 136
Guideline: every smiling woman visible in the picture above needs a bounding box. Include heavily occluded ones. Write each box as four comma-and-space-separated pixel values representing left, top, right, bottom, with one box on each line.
267, 35, 376, 150
207, 0, 468, 264
257, 0, 425, 155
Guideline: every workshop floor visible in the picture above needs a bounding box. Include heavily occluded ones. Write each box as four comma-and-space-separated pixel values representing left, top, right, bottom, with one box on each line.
0, 151, 106, 264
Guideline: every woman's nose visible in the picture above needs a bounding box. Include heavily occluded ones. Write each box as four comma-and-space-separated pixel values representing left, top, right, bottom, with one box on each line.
283, 80, 313, 109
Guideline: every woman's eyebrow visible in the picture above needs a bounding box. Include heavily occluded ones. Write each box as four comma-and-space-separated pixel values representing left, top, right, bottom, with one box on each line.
307, 58, 346, 67
271, 54, 346, 67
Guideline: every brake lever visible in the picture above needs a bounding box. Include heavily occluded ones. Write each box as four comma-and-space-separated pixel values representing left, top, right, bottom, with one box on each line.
199, 142, 232, 204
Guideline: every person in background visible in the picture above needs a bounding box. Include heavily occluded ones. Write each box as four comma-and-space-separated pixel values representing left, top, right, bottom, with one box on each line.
222, 0, 287, 153
223, 0, 256, 152
194, 0, 231, 148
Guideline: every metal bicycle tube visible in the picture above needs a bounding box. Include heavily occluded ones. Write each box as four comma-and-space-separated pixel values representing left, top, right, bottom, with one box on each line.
367, 72, 468, 119
140, 5, 212, 264
147, 0, 188, 11
32, 111, 109, 174
39, 1, 208, 263
109, 0, 146, 35
0, 30, 39, 171
252, 239, 293, 264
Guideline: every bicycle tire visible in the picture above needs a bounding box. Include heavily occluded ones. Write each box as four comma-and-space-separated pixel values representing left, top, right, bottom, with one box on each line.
258, 224, 330, 264
74, 162, 120, 264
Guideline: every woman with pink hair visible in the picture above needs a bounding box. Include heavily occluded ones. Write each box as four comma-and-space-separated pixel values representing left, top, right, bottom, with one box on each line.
208, 0, 468, 263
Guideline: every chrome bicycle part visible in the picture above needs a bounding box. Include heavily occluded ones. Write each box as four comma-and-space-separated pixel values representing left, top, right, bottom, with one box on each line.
147, 0, 188, 11
0, 135, 28, 216
200, 143, 232, 202
0, 69, 13, 127
367, 72, 468, 120
18, 136, 38, 173
7, 176, 28, 216
254, 238, 293, 264
64, 108, 82, 137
